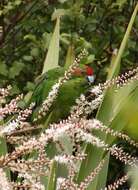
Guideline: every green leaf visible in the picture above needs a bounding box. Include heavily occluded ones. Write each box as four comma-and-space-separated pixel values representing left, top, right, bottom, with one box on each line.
47, 160, 57, 190
115, 0, 127, 8
122, 85, 138, 140
51, 9, 66, 21
82, 54, 95, 65
58, 0, 68, 3
95, 153, 110, 190
42, 18, 60, 74
86, 152, 110, 190
24, 34, 37, 43
129, 165, 138, 189
108, 3, 138, 80
25, 82, 35, 91
107, 50, 119, 80
30, 48, 40, 57
9, 62, 24, 79
64, 44, 75, 70
23, 55, 33, 61
0, 62, 8, 76
24, 91, 33, 103
0, 137, 10, 179
10, 85, 20, 95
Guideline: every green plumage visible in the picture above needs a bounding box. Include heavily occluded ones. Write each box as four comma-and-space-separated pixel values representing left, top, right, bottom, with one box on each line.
29, 67, 87, 123
30, 68, 65, 106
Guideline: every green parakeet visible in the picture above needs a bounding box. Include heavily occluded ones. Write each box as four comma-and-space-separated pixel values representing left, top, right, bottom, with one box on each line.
29, 67, 87, 124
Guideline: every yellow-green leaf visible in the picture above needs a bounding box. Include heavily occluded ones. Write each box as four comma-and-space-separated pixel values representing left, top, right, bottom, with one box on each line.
42, 18, 60, 74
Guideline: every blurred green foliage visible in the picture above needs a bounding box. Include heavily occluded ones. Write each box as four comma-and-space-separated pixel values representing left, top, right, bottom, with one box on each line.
0, 0, 138, 93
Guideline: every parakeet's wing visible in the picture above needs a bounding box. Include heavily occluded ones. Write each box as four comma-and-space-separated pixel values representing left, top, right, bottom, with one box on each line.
29, 67, 65, 106
49, 77, 86, 122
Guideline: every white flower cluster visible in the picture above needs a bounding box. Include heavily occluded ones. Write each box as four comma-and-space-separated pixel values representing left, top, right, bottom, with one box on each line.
90, 85, 102, 96
0, 94, 23, 120
71, 85, 104, 120
76, 128, 106, 148
0, 168, 12, 190
18, 172, 45, 190
39, 124, 72, 144
48, 83, 60, 98
84, 94, 103, 115
54, 155, 71, 164
56, 177, 66, 190
0, 120, 19, 136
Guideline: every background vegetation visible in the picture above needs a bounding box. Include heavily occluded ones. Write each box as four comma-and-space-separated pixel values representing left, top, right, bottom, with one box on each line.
0, 0, 138, 92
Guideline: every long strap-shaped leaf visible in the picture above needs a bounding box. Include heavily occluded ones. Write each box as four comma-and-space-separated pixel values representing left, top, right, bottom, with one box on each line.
42, 18, 60, 74
0, 137, 11, 179
64, 44, 75, 70
108, 3, 138, 80
47, 160, 57, 190
77, 3, 138, 190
